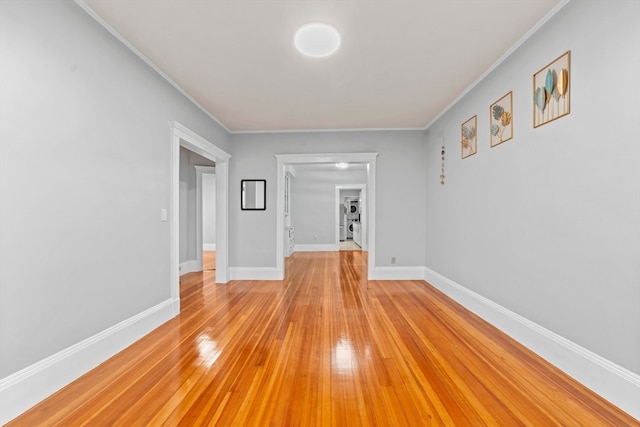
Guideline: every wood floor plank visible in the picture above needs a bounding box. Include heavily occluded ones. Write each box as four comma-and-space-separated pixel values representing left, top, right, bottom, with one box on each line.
6, 251, 638, 426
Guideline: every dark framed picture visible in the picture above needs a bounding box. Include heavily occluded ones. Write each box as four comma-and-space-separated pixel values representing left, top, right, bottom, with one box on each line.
241, 179, 266, 210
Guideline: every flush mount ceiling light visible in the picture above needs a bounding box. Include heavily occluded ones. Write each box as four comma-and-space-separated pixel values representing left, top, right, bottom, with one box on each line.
335, 162, 349, 169
294, 23, 341, 58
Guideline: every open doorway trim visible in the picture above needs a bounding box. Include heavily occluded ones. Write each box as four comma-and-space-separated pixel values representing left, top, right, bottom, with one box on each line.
171, 122, 230, 315
335, 184, 367, 250
275, 153, 378, 280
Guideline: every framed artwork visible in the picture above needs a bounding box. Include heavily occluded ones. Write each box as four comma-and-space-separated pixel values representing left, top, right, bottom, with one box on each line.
490, 91, 513, 147
461, 115, 477, 159
533, 50, 570, 127
241, 179, 266, 210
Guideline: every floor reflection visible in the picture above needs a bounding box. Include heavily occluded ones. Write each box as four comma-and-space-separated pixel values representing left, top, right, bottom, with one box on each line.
196, 329, 221, 369
333, 337, 357, 374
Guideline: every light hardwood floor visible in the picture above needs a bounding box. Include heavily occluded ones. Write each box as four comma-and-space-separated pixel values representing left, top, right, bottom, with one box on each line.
7, 251, 638, 426
203, 250, 216, 271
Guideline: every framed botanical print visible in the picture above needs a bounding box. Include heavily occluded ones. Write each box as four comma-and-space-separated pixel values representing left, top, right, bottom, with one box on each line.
490, 91, 513, 147
461, 115, 477, 159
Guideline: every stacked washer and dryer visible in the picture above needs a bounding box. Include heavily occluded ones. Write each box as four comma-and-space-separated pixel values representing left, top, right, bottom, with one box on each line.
344, 198, 359, 240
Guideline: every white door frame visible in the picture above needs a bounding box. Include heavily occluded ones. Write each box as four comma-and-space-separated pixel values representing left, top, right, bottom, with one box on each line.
171, 122, 230, 315
275, 153, 378, 280
335, 184, 367, 249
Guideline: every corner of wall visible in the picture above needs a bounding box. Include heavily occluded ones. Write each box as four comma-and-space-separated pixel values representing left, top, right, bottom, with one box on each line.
422, 267, 640, 420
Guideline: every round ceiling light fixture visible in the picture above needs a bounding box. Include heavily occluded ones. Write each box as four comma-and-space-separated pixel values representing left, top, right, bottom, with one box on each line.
294, 23, 341, 58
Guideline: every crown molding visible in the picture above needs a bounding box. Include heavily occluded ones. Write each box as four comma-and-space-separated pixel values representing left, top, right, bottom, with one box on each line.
74, 0, 232, 134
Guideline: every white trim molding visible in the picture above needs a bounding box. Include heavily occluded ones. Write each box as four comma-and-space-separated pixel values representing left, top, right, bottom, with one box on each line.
179, 260, 200, 276
75, 0, 569, 135
203, 243, 217, 251
422, 0, 570, 130
171, 122, 230, 294
75, 0, 232, 134
423, 267, 640, 420
0, 299, 175, 425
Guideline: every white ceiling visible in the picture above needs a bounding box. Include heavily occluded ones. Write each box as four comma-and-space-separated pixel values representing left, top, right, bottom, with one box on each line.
80, 0, 563, 133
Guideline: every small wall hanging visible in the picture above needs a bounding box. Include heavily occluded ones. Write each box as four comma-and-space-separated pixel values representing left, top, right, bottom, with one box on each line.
241, 179, 266, 210
533, 50, 570, 127
440, 140, 446, 185
461, 115, 477, 159
490, 91, 513, 147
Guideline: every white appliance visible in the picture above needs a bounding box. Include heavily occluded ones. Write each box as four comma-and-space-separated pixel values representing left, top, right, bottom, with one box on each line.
346, 199, 359, 215
353, 222, 362, 247
347, 220, 357, 239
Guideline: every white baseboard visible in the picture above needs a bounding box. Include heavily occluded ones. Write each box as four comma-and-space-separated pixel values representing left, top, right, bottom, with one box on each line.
229, 267, 281, 280
203, 243, 216, 251
0, 299, 176, 425
179, 260, 199, 275
370, 266, 426, 280
423, 267, 640, 420
294, 244, 338, 252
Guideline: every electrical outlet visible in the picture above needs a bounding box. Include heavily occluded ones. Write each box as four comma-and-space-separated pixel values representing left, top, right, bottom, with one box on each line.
391, 257, 396, 265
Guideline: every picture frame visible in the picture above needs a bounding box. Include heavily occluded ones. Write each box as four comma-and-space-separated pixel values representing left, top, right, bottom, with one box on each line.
241, 179, 266, 210
533, 50, 570, 128
490, 91, 513, 147
461, 115, 477, 159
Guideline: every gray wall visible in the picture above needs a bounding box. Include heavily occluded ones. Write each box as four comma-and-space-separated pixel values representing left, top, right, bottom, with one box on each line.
292, 170, 366, 245
0, 0, 229, 377
179, 149, 215, 263
424, 0, 640, 373
202, 173, 217, 246
179, 147, 195, 263
230, 131, 427, 268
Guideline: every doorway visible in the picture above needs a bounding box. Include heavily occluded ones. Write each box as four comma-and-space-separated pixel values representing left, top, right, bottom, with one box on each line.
171, 122, 230, 315
336, 185, 366, 251
275, 153, 378, 280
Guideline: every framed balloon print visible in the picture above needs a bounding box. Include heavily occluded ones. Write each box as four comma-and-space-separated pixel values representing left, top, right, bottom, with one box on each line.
533, 50, 571, 127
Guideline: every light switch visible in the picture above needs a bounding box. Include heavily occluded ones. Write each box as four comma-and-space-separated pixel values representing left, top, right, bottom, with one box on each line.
160, 208, 167, 221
